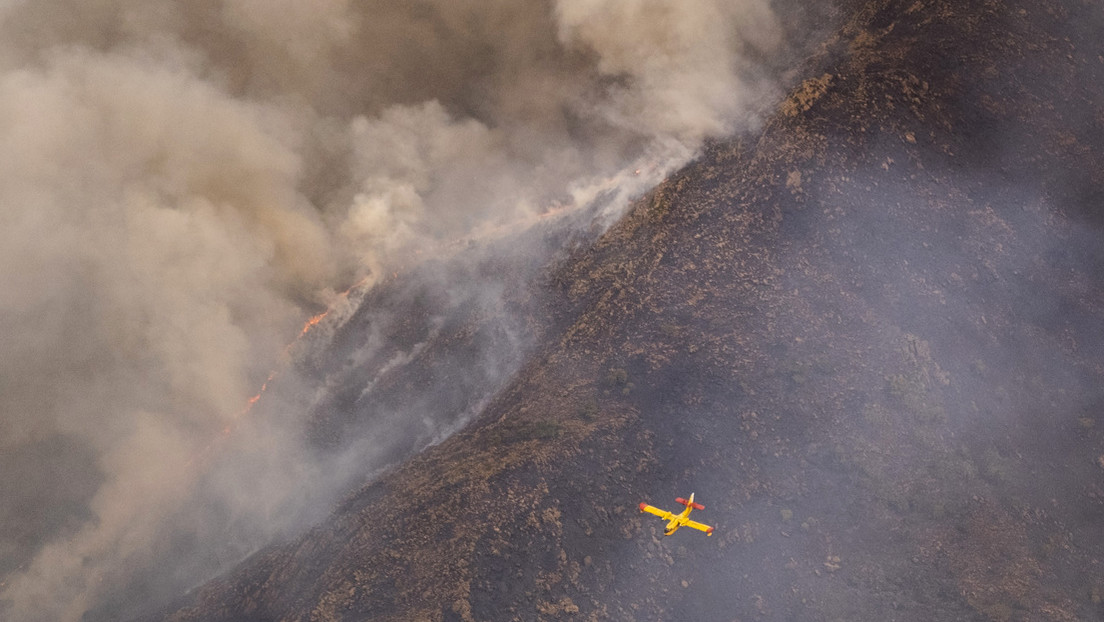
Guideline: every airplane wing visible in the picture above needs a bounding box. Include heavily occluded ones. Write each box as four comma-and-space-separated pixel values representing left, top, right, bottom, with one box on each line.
684, 520, 715, 536
639, 503, 675, 520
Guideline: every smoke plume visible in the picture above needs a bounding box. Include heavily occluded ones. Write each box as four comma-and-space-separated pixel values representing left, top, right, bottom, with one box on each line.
0, 1, 785, 619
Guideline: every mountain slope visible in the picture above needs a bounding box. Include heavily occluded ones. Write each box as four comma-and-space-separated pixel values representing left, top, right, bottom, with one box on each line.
154, 0, 1104, 620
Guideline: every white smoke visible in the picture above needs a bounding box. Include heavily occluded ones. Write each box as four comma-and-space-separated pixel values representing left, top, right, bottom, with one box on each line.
0, 1, 783, 619
555, 0, 780, 141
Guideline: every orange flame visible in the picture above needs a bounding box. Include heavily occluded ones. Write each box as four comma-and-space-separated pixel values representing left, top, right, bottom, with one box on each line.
183, 275, 388, 476
225, 276, 372, 424
299, 310, 329, 337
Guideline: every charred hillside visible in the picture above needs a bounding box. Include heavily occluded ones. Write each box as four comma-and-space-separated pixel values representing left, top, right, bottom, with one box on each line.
154, 0, 1104, 620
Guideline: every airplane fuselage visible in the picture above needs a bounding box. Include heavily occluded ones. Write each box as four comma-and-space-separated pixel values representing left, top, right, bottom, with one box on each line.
665, 493, 696, 535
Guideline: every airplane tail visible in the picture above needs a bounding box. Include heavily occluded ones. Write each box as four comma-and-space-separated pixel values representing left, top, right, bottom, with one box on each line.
675, 497, 705, 511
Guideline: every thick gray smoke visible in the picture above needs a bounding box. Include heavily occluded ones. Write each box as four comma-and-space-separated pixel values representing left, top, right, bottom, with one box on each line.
0, 1, 783, 619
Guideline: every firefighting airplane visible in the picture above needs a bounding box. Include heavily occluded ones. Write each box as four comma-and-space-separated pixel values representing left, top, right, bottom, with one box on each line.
638, 493, 715, 536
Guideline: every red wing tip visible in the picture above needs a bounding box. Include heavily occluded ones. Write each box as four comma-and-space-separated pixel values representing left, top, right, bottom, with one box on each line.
706, 527, 714, 536
638, 502, 647, 512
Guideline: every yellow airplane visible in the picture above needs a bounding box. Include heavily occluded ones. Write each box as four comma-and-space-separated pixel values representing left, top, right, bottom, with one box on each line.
639, 493, 714, 536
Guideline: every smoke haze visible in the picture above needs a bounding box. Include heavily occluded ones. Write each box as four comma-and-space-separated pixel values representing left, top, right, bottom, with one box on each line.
0, 1, 793, 620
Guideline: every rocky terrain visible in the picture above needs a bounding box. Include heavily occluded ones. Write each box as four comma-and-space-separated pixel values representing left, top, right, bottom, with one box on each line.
150, 0, 1104, 620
